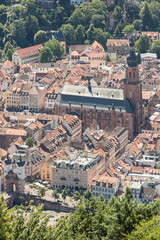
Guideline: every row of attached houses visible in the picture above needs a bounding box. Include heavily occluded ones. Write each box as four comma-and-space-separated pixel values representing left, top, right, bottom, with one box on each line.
5, 82, 47, 112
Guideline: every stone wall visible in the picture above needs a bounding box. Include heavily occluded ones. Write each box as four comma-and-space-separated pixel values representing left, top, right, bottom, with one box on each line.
5, 193, 75, 213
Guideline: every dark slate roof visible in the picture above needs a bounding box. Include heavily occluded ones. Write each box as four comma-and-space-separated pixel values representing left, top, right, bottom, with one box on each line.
56, 93, 134, 113
17, 155, 25, 167
5, 154, 11, 165
127, 39, 138, 67
46, 30, 66, 42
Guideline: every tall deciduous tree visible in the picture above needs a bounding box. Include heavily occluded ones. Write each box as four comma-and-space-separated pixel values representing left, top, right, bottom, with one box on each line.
34, 30, 47, 45
40, 47, 52, 63
134, 34, 149, 53
61, 188, 67, 203
72, 191, 81, 205
4, 41, 13, 55
75, 25, 85, 44
52, 190, 59, 201
38, 187, 46, 198
113, 6, 123, 23
124, 0, 140, 23
45, 39, 64, 58
6, 49, 13, 61
151, 40, 160, 58
26, 14, 39, 44
11, 19, 27, 47
91, 14, 105, 29
61, 24, 76, 45
123, 24, 135, 33
69, 8, 85, 29
139, 1, 153, 30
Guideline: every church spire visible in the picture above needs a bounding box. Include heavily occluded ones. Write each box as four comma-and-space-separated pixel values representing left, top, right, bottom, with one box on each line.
127, 38, 138, 67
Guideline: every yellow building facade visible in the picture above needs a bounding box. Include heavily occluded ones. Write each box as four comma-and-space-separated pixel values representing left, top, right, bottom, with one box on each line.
40, 159, 54, 182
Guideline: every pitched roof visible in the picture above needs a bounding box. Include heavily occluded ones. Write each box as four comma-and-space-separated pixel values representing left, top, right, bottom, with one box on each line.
16, 44, 43, 58
2, 60, 14, 69
107, 39, 129, 46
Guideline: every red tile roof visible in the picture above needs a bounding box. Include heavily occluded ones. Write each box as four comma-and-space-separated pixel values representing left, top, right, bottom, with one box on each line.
16, 44, 43, 58
107, 39, 129, 46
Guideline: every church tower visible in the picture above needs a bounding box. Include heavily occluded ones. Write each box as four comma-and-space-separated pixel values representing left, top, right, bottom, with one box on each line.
123, 39, 142, 136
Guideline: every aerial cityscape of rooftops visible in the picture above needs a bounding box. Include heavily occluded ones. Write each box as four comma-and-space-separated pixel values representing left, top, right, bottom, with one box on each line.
1, 0, 160, 239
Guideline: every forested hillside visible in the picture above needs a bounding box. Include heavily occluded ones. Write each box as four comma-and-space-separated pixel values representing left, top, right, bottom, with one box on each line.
1, 0, 160, 52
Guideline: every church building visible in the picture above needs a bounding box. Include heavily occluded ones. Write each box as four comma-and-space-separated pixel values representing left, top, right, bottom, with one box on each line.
55, 41, 142, 140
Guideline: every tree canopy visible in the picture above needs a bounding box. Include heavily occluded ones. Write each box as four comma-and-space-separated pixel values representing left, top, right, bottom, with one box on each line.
135, 34, 149, 53
151, 40, 160, 58
0, 188, 160, 239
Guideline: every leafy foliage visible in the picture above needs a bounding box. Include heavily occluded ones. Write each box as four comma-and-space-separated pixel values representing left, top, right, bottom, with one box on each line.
151, 40, 160, 58
26, 137, 34, 147
34, 30, 47, 45
135, 34, 149, 53
40, 47, 52, 63
126, 215, 160, 240
38, 187, 46, 198
123, 24, 135, 34
44, 39, 64, 58
0, 188, 160, 239
52, 189, 59, 201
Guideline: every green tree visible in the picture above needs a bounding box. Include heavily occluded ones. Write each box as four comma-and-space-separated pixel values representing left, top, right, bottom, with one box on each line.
34, 30, 47, 45
105, 53, 111, 62
127, 215, 160, 240
123, 24, 135, 34
113, 6, 123, 23
69, 8, 85, 29
0, 23, 4, 46
11, 19, 27, 48
26, 14, 39, 44
118, 0, 124, 8
38, 187, 45, 198
26, 137, 34, 147
139, 1, 153, 30
151, 40, 160, 58
75, 25, 85, 44
0, 4, 7, 24
0, 197, 50, 240
87, 24, 95, 43
25, 0, 37, 16
54, 5, 65, 28
124, 0, 140, 23
61, 188, 67, 203
72, 191, 81, 205
133, 19, 143, 31
61, 24, 76, 45
113, 25, 122, 38
45, 39, 64, 58
91, 14, 105, 29
52, 190, 59, 201
135, 34, 149, 53
4, 41, 13, 55
0, 196, 11, 239
5, 49, 13, 61
137, 51, 141, 64
155, 163, 160, 169
84, 190, 93, 200
40, 47, 52, 63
